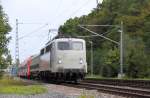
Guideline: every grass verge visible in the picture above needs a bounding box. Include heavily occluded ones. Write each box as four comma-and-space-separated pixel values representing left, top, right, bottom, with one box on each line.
0, 85, 47, 95
0, 76, 47, 95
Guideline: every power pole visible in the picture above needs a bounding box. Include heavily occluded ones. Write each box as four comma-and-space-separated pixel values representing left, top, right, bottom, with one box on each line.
15, 19, 19, 71
119, 21, 124, 77
89, 41, 93, 76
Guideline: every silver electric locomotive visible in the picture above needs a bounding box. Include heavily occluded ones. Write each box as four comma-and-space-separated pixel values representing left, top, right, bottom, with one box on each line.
18, 38, 87, 82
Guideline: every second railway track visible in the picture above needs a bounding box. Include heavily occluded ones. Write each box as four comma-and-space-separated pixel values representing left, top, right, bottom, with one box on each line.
62, 79, 150, 98
63, 82, 150, 98
84, 78, 150, 89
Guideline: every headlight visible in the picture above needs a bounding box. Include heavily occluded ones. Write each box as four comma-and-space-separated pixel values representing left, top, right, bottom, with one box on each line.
58, 60, 62, 64
80, 59, 83, 64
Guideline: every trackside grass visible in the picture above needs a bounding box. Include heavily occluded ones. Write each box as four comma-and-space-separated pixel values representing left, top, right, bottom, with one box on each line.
0, 76, 47, 95
0, 85, 47, 95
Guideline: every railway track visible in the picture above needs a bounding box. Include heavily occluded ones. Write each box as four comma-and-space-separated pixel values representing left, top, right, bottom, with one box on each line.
64, 82, 150, 98
61, 78, 150, 98
84, 78, 150, 89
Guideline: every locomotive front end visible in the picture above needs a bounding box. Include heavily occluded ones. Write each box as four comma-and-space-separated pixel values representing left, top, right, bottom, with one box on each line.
55, 38, 87, 81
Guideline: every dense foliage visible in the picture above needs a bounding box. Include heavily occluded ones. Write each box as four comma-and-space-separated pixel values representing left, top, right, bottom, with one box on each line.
0, 4, 11, 70
59, 0, 150, 78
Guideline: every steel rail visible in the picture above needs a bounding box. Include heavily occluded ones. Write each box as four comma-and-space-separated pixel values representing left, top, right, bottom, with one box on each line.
84, 78, 150, 89
63, 82, 150, 98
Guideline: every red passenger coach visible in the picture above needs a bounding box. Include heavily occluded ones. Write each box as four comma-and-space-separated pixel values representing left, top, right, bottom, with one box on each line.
18, 57, 32, 79
27, 57, 32, 79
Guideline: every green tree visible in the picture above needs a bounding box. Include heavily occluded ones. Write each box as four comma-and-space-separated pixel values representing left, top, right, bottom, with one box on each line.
0, 5, 11, 70
124, 35, 149, 78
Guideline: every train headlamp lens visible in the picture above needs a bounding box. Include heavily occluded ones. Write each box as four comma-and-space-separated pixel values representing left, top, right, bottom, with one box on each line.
58, 60, 62, 64
80, 59, 83, 64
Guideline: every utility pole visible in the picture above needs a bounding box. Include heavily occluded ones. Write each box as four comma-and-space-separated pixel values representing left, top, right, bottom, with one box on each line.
89, 41, 93, 76
15, 19, 20, 71
119, 21, 124, 77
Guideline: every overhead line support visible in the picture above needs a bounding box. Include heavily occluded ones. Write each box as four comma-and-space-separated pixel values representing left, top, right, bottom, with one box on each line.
79, 22, 124, 78
15, 19, 20, 73
78, 25, 120, 45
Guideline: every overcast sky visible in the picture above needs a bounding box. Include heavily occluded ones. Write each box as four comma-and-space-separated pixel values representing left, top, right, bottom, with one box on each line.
1, 0, 102, 63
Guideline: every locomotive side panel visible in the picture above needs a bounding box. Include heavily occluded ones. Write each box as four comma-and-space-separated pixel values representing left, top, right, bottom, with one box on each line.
39, 42, 55, 72
49, 42, 57, 72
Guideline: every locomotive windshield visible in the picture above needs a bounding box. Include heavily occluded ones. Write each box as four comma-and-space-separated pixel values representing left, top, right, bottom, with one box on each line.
58, 42, 70, 50
72, 42, 83, 50
58, 41, 83, 50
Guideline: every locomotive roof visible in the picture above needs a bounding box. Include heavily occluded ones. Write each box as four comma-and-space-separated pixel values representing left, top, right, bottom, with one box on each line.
55, 38, 85, 41
45, 38, 85, 46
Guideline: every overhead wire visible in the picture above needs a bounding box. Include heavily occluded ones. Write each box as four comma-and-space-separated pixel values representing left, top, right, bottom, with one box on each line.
20, 0, 91, 45
67, 0, 91, 18
17, 0, 94, 62
19, 24, 48, 40
52, 0, 91, 26
54, 0, 62, 16
50, 0, 76, 25
19, 0, 92, 43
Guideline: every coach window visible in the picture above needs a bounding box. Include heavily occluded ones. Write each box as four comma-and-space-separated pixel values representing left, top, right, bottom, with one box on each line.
40, 48, 44, 55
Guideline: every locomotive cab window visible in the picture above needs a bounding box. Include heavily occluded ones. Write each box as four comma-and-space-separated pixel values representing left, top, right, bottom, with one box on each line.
58, 42, 70, 50
72, 42, 83, 50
